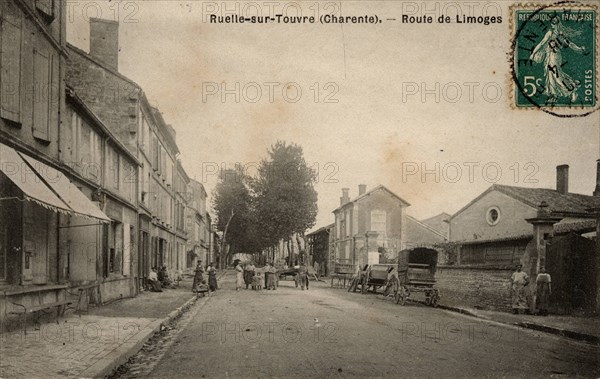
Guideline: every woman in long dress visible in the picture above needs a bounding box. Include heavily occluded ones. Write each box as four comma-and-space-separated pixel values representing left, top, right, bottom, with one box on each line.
192, 261, 205, 293
235, 262, 244, 291
244, 263, 255, 289
207, 262, 218, 291
536, 267, 552, 316
529, 16, 586, 103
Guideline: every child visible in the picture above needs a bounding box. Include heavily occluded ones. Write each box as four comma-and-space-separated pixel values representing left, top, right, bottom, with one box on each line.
253, 271, 263, 291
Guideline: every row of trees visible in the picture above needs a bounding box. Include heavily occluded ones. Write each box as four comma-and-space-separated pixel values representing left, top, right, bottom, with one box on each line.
212, 141, 318, 266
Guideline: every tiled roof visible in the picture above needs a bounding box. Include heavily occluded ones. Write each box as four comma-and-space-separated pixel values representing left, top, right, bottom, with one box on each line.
554, 219, 597, 234
493, 185, 600, 216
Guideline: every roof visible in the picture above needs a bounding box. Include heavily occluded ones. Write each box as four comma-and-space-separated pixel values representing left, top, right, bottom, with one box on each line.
66, 87, 140, 166
67, 43, 180, 155
306, 223, 335, 236
554, 219, 597, 235
405, 215, 447, 240
333, 185, 410, 213
421, 212, 451, 223
449, 184, 600, 220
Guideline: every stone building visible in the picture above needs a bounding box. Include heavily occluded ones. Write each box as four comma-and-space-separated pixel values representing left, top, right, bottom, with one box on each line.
440, 165, 600, 312
61, 88, 139, 300
186, 179, 210, 270
0, 0, 127, 322
331, 185, 446, 268
65, 18, 187, 291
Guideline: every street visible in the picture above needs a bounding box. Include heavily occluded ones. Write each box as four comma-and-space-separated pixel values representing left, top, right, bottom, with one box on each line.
115, 271, 600, 378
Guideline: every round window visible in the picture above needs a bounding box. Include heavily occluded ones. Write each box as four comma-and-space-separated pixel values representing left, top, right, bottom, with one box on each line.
486, 207, 500, 226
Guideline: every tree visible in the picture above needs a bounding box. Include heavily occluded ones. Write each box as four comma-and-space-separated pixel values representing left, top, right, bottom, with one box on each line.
212, 168, 254, 267
251, 141, 319, 262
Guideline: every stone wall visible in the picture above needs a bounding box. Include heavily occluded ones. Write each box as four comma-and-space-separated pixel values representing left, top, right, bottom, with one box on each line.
436, 266, 513, 311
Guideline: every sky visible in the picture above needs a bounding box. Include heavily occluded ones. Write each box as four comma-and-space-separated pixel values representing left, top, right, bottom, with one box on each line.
66, 1, 600, 230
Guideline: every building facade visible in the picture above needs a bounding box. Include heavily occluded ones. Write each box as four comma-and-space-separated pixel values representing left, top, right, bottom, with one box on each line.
439, 165, 600, 312
65, 18, 191, 291
0, 0, 140, 322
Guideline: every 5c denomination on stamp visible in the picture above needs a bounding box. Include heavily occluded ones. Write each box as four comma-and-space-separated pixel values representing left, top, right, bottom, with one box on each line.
511, 1, 598, 117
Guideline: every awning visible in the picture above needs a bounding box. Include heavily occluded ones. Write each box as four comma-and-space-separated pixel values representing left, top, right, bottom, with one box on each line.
0, 144, 72, 214
0, 144, 110, 222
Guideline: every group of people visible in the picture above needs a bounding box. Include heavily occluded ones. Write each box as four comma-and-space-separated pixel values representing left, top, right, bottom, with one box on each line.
510, 264, 552, 316
147, 266, 182, 292
192, 261, 219, 294
235, 262, 279, 291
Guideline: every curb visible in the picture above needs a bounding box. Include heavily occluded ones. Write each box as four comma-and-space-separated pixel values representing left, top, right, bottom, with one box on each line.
82, 270, 229, 378
433, 302, 600, 346
80, 295, 199, 379
515, 322, 600, 345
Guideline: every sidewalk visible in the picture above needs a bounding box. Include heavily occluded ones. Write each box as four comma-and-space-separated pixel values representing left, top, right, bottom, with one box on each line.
0, 274, 221, 378
433, 295, 600, 345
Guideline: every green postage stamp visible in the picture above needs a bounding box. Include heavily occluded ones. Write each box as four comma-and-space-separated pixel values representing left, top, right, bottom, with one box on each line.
512, 2, 598, 115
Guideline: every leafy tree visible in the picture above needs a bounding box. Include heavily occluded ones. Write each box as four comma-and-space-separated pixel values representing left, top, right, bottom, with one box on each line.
211, 168, 254, 267
251, 141, 318, 261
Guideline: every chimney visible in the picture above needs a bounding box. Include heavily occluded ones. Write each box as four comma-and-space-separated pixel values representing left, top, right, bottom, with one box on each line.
358, 184, 367, 196
340, 188, 350, 206
89, 18, 119, 71
594, 160, 600, 196
556, 164, 569, 194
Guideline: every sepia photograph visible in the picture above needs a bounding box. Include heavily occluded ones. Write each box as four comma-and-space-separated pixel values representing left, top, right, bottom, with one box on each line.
0, 0, 599, 377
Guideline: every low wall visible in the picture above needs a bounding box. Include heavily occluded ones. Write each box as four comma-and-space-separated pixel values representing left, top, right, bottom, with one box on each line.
436, 266, 514, 312
100, 277, 136, 304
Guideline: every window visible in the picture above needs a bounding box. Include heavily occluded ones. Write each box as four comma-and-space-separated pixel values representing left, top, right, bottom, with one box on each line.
32, 49, 52, 141
370, 210, 387, 232
1, 4, 22, 123
345, 211, 351, 237
104, 221, 123, 276
106, 146, 120, 190
70, 111, 102, 182
152, 135, 159, 169
486, 207, 501, 226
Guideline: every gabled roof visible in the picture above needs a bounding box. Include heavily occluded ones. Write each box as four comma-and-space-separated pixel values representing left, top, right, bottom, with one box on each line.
449, 184, 600, 220
333, 185, 411, 213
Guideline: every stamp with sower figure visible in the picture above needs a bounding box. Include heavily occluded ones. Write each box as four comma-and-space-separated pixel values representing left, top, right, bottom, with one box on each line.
511, 1, 598, 117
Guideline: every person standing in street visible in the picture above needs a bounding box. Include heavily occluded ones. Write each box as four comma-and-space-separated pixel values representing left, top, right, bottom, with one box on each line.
235, 262, 244, 291
510, 264, 529, 314
207, 262, 218, 292
297, 262, 308, 290
192, 261, 205, 293
536, 267, 552, 316
270, 263, 278, 290
244, 262, 255, 289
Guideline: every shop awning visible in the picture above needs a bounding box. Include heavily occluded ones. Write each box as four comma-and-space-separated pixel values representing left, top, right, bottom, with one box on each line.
0, 144, 110, 222
1, 144, 72, 214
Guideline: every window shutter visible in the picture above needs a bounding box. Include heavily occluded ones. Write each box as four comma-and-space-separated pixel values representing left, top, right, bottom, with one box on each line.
1, 10, 22, 123
123, 223, 131, 276
32, 49, 51, 141
36, 0, 54, 19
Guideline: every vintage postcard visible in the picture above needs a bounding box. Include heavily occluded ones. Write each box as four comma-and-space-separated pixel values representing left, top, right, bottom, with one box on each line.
0, 0, 599, 378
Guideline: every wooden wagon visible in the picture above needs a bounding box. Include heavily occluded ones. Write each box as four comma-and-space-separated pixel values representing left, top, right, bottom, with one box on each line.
330, 263, 355, 288
348, 264, 396, 294
393, 248, 440, 307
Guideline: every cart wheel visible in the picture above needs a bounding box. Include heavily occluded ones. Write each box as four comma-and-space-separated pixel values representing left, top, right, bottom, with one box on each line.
425, 296, 431, 306
361, 274, 368, 294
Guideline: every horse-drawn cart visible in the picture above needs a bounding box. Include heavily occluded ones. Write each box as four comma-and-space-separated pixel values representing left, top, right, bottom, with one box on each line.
393, 248, 440, 307
348, 264, 396, 294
